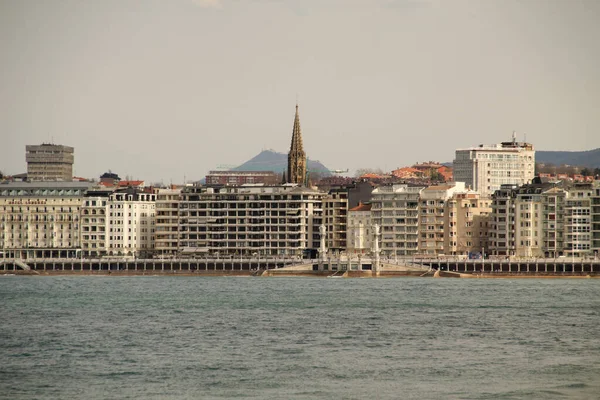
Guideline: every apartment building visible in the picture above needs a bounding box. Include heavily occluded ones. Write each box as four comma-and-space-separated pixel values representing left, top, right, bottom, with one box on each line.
177, 184, 325, 257
322, 188, 348, 253
26, 143, 74, 181
371, 184, 425, 257
347, 203, 372, 254
592, 185, 600, 257
453, 134, 535, 197
514, 186, 545, 258
489, 185, 518, 256
564, 184, 593, 258
106, 189, 156, 258
80, 192, 110, 257
443, 192, 492, 256
0, 181, 91, 259
418, 182, 466, 255
541, 187, 567, 258
154, 188, 182, 256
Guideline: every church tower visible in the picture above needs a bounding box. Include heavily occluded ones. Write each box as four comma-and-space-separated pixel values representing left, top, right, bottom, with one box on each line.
287, 104, 307, 185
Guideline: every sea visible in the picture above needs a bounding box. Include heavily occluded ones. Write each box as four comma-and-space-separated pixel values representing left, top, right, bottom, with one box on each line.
1, 276, 599, 400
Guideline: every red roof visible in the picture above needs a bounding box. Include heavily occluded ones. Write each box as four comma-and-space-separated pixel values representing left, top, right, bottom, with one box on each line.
118, 180, 144, 187
349, 203, 372, 212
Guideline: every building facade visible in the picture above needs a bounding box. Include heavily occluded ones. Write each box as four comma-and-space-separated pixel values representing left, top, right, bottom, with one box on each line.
154, 188, 182, 256
322, 188, 348, 253
26, 143, 74, 182
106, 189, 156, 257
418, 182, 466, 255
371, 184, 425, 257
0, 181, 91, 259
346, 203, 372, 254
453, 134, 535, 197
176, 184, 324, 257
443, 192, 492, 256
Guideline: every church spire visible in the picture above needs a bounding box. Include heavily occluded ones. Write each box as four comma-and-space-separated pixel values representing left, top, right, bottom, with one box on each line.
287, 103, 307, 185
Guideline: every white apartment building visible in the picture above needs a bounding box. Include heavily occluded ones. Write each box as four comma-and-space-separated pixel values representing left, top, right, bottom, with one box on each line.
80, 195, 109, 257
443, 191, 492, 256
106, 189, 156, 257
418, 182, 466, 255
0, 181, 91, 259
564, 185, 593, 258
155, 188, 182, 256
177, 184, 325, 257
453, 134, 535, 197
346, 203, 372, 254
592, 185, 600, 257
514, 187, 545, 258
371, 184, 425, 257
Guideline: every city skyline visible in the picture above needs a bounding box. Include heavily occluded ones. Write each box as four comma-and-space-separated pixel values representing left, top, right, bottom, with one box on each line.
1, 0, 599, 183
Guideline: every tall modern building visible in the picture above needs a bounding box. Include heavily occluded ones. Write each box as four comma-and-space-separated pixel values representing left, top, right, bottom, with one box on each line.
453, 133, 535, 197
26, 144, 74, 181
287, 104, 307, 185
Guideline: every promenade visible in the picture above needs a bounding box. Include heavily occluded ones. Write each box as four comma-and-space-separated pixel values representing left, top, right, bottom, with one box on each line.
1, 256, 600, 276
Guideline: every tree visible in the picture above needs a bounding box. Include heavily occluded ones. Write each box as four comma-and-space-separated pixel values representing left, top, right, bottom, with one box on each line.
581, 168, 591, 176
594, 168, 600, 177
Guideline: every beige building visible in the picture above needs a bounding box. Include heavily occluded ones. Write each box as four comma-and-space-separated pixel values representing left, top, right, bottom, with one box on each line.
418, 182, 466, 255
346, 203, 372, 254
453, 134, 535, 197
0, 181, 91, 259
542, 187, 567, 258
26, 143, 74, 182
514, 187, 545, 258
155, 188, 182, 256
322, 189, 348, 253
371, 184, 425, 257
443, 192, 492, 256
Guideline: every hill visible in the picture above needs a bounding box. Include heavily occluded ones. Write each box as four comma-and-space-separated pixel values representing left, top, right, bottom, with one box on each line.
231, 150, 332, 176
536, 148, 600, 168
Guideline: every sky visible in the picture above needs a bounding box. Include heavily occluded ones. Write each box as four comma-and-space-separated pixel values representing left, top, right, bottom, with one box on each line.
1, 0, 599, 183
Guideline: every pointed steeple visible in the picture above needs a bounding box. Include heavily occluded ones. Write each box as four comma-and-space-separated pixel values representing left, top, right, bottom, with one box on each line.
287, 103, 307, 185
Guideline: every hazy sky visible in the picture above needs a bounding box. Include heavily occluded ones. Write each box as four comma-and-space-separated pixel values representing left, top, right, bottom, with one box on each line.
1, 0, 599, 183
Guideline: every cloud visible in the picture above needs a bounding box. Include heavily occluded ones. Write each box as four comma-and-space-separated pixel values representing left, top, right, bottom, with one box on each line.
190, 0, 222, 9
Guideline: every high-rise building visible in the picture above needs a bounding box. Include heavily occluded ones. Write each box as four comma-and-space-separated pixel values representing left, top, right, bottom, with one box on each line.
453, 133, 535, 197
287, 104, 307, 185
26, 144, 74, 181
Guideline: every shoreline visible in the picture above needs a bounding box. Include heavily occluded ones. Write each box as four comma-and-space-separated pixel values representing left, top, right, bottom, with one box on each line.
1, 270, 598, 279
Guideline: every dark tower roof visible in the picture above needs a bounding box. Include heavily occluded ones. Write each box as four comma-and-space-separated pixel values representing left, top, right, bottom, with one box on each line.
287, 104, 307, 185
